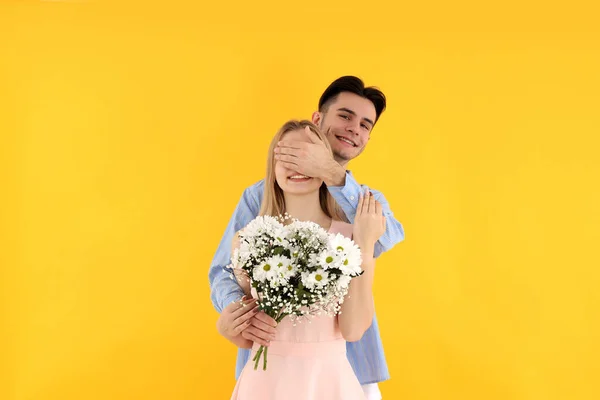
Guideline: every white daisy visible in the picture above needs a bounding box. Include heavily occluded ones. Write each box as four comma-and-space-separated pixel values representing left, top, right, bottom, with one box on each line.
288, 245, 301, 260
281, 262, 297, 281
253, 259, 277, 283
301, 268, 329, 290
268, 255, 295, 283
329, 234, 362, 276
329, 233, 354, 255
317, 250, 339, 270
344, 244, 363, 275
335, 274, 352, 291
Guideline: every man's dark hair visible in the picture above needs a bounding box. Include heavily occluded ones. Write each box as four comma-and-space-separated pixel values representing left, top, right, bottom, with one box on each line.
318, 76, 386, 122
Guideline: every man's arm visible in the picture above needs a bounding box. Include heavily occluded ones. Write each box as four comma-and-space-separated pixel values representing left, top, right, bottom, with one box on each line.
209, 185, 261, 313
325, 171, 405, 258
274, 130, 404, 257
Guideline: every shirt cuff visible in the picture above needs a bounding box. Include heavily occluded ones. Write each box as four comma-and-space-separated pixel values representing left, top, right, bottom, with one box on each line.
221, 292, 244, 312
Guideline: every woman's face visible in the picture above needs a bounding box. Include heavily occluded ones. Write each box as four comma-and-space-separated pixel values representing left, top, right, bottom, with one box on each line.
274, 129, 324, 195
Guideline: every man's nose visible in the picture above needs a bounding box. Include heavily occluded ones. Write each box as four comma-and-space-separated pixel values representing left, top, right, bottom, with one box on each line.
346, 122, 360, 135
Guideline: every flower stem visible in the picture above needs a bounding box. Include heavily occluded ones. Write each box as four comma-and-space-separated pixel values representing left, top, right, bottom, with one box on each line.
253, 346, 264, 370
276, 313, 287, 323
263, 346, 268, 370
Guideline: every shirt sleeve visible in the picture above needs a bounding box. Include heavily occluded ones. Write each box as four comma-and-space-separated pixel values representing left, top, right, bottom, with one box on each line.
208, 185, 261, 312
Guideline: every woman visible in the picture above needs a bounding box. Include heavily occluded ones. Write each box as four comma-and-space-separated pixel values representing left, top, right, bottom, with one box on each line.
229, 120, 385, 400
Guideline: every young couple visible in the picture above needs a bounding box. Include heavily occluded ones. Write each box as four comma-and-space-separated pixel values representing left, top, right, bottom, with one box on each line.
209, 76, 405, 399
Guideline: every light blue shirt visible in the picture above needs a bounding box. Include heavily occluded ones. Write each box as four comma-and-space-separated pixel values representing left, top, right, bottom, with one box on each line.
209, 171, 405, 384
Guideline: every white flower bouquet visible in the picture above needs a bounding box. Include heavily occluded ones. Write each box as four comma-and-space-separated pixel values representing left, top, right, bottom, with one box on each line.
229, 214, 363, 370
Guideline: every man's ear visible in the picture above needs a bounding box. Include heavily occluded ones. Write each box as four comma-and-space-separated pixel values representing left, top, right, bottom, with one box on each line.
311, 111, 322, 126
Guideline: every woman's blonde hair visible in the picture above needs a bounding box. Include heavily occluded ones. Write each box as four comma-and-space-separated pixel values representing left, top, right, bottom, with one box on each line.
259, 120, 348, 223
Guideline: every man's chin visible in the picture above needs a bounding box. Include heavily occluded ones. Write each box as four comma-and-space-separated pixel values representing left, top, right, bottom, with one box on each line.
333, 151, 354, 164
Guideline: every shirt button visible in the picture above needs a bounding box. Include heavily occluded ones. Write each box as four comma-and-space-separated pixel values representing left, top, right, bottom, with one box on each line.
350, 196, 355, 201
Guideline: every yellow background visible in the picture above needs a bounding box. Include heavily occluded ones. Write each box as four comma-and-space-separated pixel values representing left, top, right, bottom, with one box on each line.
1, 0, 599, 399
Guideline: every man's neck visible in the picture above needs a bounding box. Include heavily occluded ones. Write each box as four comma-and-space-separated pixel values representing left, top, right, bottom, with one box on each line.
334, 156, 349, 170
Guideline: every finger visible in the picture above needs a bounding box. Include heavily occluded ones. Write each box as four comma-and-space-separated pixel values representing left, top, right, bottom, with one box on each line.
362, 190, 369, 214
277, 140, 306, 150
382, 215, 387, 232
231, 301, 258, 319
356, 192, 364, 216
369, 191, 377, 214
254, 312, 278, 328
274, 147, 301, 157
238, 296, 257, 306
375, 199, 382, 216
233, 319, 253, 335
246, 323, 277, 342
231, 302, 257, 319
229, 298, 257, 317
275, 160, 299, 170
304, 125, 319, 144
236, 308, 259, 328
366, 190, 373, 213
241, 329, 271, 347
241, 330, 251, 341
274, 154, 300, 164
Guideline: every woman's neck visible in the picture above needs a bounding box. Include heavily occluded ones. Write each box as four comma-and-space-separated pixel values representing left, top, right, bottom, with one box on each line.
283, 191, 331, 230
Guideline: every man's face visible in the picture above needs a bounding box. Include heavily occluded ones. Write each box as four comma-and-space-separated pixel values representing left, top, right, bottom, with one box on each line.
313, 92, 377, 164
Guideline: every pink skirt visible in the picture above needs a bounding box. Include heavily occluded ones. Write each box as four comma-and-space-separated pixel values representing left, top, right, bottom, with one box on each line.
230, 339, 366, 400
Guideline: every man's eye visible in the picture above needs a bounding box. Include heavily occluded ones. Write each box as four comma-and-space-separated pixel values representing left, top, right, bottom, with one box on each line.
339, 114, 349, 120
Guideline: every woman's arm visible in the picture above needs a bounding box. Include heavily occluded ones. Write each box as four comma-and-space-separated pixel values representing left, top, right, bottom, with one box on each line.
338, 191, 385, 342
338, 241, 376, 341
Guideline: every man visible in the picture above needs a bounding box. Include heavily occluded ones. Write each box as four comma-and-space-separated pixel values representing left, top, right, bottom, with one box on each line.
209, 76, 405, 399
